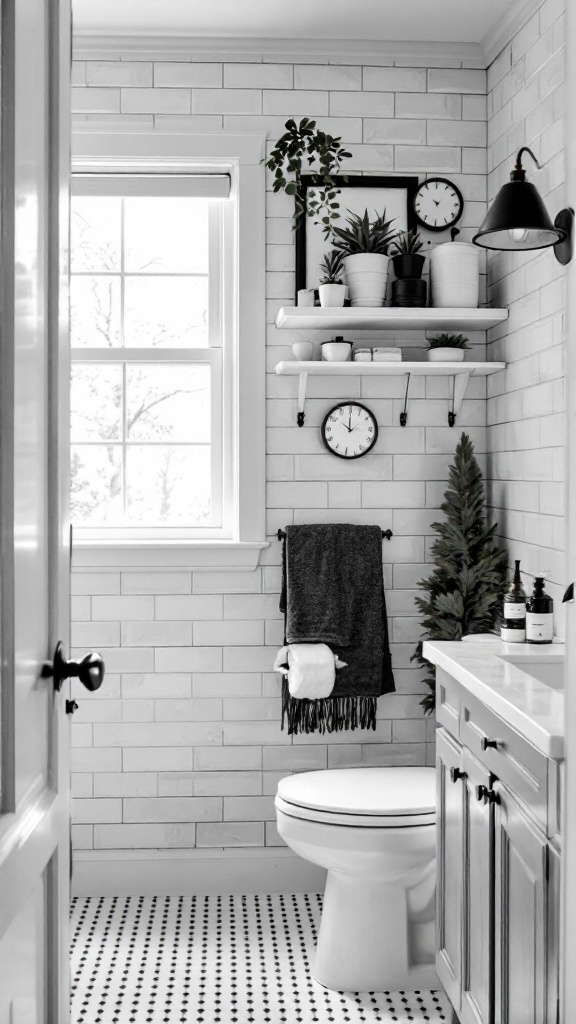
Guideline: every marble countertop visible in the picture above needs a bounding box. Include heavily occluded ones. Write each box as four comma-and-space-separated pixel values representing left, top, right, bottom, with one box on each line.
423, 639, 565, 759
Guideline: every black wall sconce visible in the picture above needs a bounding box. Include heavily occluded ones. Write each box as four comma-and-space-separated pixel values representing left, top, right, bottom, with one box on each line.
473, 146, 573, 265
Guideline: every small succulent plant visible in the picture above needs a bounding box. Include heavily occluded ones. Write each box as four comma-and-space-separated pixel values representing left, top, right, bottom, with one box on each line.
427, 333, 471, 350
390, 229, 424, 256
332, 208, 398, 256
319, 250, 345, 285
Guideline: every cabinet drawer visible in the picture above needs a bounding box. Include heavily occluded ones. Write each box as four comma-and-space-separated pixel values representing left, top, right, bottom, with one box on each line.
460, 693, 548, 828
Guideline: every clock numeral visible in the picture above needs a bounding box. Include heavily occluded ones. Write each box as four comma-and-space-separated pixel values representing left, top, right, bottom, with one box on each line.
359, 445, 365, 452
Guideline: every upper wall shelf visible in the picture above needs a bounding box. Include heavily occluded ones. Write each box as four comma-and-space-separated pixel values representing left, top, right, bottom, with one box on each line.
275, 307, 509, 332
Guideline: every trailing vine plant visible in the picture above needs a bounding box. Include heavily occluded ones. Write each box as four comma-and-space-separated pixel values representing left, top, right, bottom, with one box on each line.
264, 118, 352, 239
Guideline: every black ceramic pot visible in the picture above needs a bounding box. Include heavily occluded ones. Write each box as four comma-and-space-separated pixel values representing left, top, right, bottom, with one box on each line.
392, 253, 425, 280
391, 278, 427, 307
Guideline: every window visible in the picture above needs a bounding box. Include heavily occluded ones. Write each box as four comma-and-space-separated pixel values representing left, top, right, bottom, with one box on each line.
70, 174, 230, 538
70, 132, 266, 570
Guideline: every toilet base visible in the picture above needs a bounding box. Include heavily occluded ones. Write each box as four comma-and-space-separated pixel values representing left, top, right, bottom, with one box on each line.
313, 867, 438, 993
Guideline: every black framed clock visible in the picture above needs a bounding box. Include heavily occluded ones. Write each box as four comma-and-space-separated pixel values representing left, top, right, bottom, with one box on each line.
413, 177, 464, 232
321, 402, 378, 459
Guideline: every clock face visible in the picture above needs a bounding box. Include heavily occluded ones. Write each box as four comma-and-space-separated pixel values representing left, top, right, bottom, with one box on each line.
414, 177, 464, 232
321, 402, 378, 459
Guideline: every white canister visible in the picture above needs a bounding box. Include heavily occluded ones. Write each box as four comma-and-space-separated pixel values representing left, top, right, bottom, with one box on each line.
297, 289, 316, 307
291, 341, 314, 361
430, 243, 480, 308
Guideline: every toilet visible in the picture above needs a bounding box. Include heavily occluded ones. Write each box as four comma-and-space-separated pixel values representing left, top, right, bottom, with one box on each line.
276, 766, 438, 993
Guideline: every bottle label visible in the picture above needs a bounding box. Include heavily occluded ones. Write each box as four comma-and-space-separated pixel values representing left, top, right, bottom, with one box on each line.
503, 603, 526, 620
526, 613, 554, 642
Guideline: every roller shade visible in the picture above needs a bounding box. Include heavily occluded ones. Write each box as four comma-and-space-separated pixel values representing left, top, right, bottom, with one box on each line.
72, 173, 231, 199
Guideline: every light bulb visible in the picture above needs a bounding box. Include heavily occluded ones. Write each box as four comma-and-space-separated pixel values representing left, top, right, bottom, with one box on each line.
508, 227, 528, 243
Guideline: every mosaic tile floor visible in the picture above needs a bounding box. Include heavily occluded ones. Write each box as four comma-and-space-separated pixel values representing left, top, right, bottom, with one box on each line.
71, 894, 452, 1023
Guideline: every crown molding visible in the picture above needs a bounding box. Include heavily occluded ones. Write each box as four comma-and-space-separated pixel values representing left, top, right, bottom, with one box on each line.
73, 33, 484, 65
481, 0, 542, 66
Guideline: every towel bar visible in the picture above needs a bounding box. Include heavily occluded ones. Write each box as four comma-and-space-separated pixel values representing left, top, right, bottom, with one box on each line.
277, 528, 393, 541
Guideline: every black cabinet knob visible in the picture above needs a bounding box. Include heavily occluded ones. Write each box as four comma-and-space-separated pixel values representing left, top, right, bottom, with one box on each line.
481, 737, 498, 751
66, 700, 79, 715
42, 641, 105, 693
476, 784, 499, 804
450, 766, 466, 783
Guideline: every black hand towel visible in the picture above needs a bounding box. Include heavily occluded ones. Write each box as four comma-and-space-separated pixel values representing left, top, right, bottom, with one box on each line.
279, 523, 395, 734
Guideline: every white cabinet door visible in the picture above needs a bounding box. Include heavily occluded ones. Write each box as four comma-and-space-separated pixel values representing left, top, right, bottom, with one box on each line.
0, 0, 72, 1020
436, 727, 465, 1013
494, 784, 548, 1024
460, 749, 494, 1024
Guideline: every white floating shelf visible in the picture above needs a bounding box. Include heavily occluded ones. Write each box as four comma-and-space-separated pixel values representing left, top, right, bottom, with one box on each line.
275, 306, 509, 332
274, 360, 506, 428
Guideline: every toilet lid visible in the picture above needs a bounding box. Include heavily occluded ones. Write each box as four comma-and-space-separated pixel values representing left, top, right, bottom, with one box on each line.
277, 767, 436, 818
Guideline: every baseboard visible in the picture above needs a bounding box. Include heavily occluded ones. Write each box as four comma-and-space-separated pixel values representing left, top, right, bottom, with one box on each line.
72, 847, 327, 897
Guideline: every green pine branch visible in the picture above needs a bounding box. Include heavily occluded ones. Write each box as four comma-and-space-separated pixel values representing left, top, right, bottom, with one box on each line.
413, 433, 507, 715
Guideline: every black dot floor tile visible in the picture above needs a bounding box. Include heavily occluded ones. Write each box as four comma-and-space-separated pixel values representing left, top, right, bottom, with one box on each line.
70, 894, 452, 1023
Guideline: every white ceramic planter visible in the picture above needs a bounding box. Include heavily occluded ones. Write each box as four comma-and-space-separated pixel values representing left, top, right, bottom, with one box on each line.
319, 283, 346, 308
427, 348, 466, 362
321, 340, 353, 361
430, 242, 480, 308
291, 341, 314, 361
343, 253, 389, 308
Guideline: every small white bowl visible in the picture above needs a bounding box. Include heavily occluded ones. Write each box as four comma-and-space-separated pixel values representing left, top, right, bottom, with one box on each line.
321, 341, 353, 362
291, 341, 314, 361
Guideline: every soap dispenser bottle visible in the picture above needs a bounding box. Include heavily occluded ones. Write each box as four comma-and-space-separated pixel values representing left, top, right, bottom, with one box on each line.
501, 559, 526, 642
526, 573, 554, 644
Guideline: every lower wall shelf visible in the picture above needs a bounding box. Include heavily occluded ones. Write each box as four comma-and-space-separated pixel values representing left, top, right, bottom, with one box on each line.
274, 360, 506, 427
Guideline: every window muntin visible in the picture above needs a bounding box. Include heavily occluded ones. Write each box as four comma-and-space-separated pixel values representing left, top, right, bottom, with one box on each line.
70, 184, 227, 534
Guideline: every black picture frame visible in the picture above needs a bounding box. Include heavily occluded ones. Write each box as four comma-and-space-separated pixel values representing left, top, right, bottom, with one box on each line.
295, 174, 419, 298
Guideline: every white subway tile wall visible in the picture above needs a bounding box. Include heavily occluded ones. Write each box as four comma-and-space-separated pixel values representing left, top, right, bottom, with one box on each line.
70, 16, 558, 855
485, 0, 567, 627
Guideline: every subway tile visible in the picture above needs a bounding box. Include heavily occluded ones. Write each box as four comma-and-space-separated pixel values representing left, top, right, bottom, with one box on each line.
223, 796, 276, 821
193, 620, 264, 646
329, 92, 394, 117
121, 572, 191, 594
92, 596, 154, 620
197, 822, 264, 847
223, 698, 281, 721
71, 825, 93, 850
192, 570, 262, 594
71, 87, 120, 113
394, 146, 461, 173
395, 93, 461, 119
262, 746, 328, 771
121, 620, 192, 647
123, 748, 194, 772
121, 88, 191, 114
193, 771, 262, 797
89, 647, 154, 674
73, 798, 122, 823
427, 119, 487, 147
72, 572, 120, 595
363, 118, 426, 145
154, 647, 222, 673
154, 698, 222, 721
94, 773, 157, 798
124, 797, 221, 823
363, 67, 426, 91
71, 748, 121, 773
71, 620, 119, 647
223, 721, 289, 745
121, 673, 192, 699
154, 62, 222, 87
262, 90, 328, 116
295, 64, 361, 90
93, 721, 222, 747
193, 673, 262, 698
95, 823, 197, 849
87, 61, 153, 87
71, 596, 91, 621
224, 63, 292, 89
194, 746, 262, 771
428, 68, 486, 94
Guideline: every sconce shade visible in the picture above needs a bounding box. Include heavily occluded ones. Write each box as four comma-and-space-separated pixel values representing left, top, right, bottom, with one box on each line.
473, 180, 565, 251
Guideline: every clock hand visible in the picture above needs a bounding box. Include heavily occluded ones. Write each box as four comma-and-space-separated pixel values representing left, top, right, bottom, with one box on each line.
433, 199, 440, 206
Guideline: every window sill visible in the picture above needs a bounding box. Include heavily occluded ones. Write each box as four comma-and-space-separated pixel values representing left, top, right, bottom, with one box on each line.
71, 540, 269, 572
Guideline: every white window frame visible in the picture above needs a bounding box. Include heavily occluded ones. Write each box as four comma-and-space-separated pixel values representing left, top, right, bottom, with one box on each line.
71, 130, 267, 571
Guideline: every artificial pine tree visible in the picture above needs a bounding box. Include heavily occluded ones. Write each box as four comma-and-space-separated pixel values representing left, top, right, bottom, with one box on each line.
413, 432, 507, 714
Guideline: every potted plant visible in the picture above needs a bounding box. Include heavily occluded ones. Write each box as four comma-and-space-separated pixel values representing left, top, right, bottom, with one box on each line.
332, 209, 398, 307
426, 333, 471, 362
264, 118, 352, 240
318, 250, 346, 307
390, 229, 425, 280
412, 433, 507, 714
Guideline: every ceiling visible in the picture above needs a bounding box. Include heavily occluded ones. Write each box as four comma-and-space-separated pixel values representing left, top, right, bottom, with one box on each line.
72, 0, 522, 49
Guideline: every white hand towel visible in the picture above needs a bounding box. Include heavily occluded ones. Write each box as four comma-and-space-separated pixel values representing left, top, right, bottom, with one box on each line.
273, 643, 347, 700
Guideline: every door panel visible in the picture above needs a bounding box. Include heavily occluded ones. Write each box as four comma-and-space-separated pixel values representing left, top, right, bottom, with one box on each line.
494, 784, 548, 1024
461, 749, 493, 1024
0, 0, 71, 1021
436, 727, 464, 1012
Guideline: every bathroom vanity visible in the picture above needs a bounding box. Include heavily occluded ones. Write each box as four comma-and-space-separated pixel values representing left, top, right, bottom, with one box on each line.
423, 641, 564, 1024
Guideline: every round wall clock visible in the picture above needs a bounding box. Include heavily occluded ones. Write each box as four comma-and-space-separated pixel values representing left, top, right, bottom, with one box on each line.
321, 402, 378, 459
413, 177, 464, 232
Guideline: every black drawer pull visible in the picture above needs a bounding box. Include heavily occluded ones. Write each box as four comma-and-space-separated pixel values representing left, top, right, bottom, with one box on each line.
481, 737, 498, 751
450, 767, 466, 783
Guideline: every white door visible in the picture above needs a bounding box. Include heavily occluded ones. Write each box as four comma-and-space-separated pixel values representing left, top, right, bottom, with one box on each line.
0, 0, 73, 1020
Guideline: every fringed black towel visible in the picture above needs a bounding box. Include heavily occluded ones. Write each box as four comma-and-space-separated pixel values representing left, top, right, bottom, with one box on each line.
280, 524, 395, 735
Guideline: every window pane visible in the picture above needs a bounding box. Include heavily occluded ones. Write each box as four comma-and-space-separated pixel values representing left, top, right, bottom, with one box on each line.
71, 445, 123, 525
124, 197, 209, 273
126, 446, 211, 525
124, 277, 208, 348
71, 364, 123, 442
126, 364, 211, 442
71, 276, 121, 348
71, 196, 121, 272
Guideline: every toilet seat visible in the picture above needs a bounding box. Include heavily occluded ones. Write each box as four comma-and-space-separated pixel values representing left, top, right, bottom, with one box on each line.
276, 767, 436, 829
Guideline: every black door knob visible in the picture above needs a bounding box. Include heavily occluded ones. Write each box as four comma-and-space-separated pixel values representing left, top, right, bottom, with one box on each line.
481, 737, 498, 751
450, 766, 467, 783
42, 641, 105, 693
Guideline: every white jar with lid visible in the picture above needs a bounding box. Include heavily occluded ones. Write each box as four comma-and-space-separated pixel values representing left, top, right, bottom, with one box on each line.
430, 242, 480, 308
